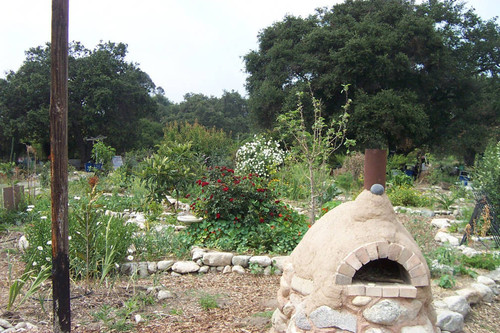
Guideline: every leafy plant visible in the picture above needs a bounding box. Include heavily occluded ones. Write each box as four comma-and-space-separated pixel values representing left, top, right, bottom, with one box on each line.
475, 140, 500, 214
198, 293, 219, 311
277, 84, 354, 223
249, 262, 264, 275
462, 253, 500, 271
387, 185, 429, 207
186, 166, 308, 253
438, 274, 456, 289
141, 142, 198, 207
91, 140, 116, 174
235, 135, 285, 178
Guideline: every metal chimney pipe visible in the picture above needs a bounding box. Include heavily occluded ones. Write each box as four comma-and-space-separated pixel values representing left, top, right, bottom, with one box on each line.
364, 149, 387, 190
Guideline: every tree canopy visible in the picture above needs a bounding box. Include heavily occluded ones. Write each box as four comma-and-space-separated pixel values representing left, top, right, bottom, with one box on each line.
244, 0, 500, 161
0, 42, 158, 162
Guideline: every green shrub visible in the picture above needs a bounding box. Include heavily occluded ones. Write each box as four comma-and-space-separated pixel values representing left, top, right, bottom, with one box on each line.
91, 141, 116, 174
387, 185, 429, 207
141, 142, 199, 205
163, 121, 236, 167
186, 166, 308, 253
235, 135, 285, 178
23, 177, 137, 280
475, 141, 500, 214
462, 253, 500, 271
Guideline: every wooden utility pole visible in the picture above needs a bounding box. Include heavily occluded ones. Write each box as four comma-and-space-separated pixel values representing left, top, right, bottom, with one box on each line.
50, 0, 71, 332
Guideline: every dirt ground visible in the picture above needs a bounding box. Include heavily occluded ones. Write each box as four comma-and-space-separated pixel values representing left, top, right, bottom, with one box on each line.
0, 230, 498, 333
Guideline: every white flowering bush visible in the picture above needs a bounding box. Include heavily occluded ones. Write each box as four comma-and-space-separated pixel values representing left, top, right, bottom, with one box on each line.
235, 135, 286, 178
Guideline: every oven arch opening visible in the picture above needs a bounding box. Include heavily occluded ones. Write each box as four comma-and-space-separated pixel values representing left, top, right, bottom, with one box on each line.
352, 258, 410, 284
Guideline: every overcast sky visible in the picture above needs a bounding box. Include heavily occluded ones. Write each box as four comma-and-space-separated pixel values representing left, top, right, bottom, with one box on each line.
1, 0, 498, 103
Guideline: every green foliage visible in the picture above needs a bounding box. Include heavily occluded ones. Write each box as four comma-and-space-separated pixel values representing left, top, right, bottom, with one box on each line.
461, 253, 500, 271
235, 135, 285, 178
320, 200, 341, 217
438, 274, 456, 289
132, 227, 190, 261
249, 262, 264, 275
91, 140, 116, 174
160, 91, 250, 139
387, 172, 413, 187
0, 41, 157, 160
162, 121, 236, 167
141, 142, 199, 205
23, 178, 136, 280
474, 141, 500, 213
244, 0, 500, 157
198, 293, 219, 311
186, 166, 308, 253
277, 86, 353, 223
387, 185, 429, 207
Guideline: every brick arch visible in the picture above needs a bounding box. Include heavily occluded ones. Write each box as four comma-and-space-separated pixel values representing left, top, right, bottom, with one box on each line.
334, 241, 429, 298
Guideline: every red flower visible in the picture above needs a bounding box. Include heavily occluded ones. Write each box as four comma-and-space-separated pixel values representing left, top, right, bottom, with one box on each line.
270, 212, 274, 216
229, 198, 234, 202
259, 218, 265, 223
223, 187, 229, 192
185, 194, 191, 198
216, 213, 221, 219
210, 194, 213, 200
275, 200, 280, 204
278, 213, 283, 217
308, 224, 311, 228
217, 179, 222, 183
201, 181, 209, 187
234, 180, 240, 184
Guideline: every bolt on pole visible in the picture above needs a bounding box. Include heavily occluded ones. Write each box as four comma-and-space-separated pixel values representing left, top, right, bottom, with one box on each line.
50, 0, 71, 331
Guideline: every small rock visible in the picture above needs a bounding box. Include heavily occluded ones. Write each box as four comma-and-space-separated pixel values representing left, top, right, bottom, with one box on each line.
309, 305, 357, 331
0, 319, 13, 329
232, 255, 251, 268
232, 265, 245, 274
436, 310, 464, 332
486, 267, 500, 282
249, 255, 272, 267
294, 310, 312, 330
443, 295, 471, 317
431, 218, 451, 229
352, 296, 371, 307
203, 252, 233, 267
157, 260, 174, 271
171, 261, 200, 274
120, 262, 138, 276
456, 287, 482, 304
363, 300, 403, 325
271, 309, 288, 333
198, 265, 210, 274
370, 184, 385, 195
134, 314, 143, 323
223, 265, 232, 274
471, 283, 494, 302
191, 248, 205, 261
171, 272, 182, 277
434, 232, 459, 246
138, 262, 149, 278
477, 275, 496, 286
147, 261, 157, 274
158, 290, 175, 300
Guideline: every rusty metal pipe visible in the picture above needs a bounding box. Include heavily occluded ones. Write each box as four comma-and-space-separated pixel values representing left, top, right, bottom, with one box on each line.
364, 149, 387, 190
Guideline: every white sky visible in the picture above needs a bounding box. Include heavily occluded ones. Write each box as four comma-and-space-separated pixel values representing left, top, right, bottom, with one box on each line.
0, 0, 498, 103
